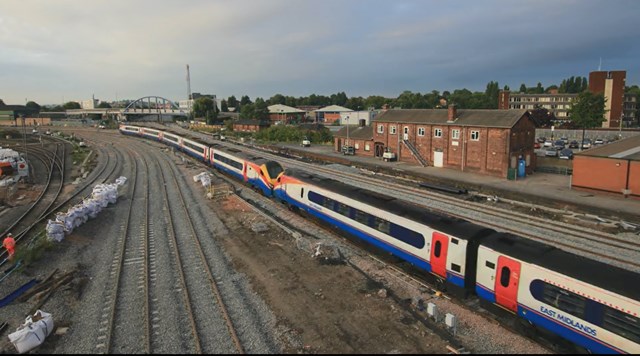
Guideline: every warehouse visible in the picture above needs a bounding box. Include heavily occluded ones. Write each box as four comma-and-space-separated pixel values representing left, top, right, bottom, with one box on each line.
572, 135, 640, 197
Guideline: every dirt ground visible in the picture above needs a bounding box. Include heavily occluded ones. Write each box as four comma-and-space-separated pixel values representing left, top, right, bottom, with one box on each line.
213, 196, 452, 354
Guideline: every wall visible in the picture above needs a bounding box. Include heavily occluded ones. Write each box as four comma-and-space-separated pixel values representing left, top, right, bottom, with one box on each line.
572, 156, 638, 196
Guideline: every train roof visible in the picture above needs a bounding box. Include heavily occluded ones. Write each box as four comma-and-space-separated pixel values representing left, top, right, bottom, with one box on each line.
482, 233, 640, 301
284, 168, 495, 241
210, 144, 273, 165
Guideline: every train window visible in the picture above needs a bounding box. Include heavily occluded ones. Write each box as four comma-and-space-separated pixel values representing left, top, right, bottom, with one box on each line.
451, 263, 461, 273
354, 209, 371, 226
337, 203, 350, 217
530, 280, 586, 319
500, 266, 510, 287
485, 261, 495, 269
434, 241, 442, 257
389, 224, 425, 248
375, 218, 390, 234
602, 305, 640, 344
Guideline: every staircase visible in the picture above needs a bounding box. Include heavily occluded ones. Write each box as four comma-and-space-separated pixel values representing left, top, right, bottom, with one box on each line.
402, 140, 429, 167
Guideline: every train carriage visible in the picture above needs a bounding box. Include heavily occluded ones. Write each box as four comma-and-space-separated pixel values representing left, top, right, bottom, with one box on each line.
119, 125, 142, 136
475, 233, 640, 354
160, 131, 183, 150
209, 145, 283, 196
140, 127, 161, 141
182, 136, 210, 162
274, 168, 494, 296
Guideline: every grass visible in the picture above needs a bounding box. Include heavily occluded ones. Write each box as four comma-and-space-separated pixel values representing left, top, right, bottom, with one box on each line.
11, 231, 55, 271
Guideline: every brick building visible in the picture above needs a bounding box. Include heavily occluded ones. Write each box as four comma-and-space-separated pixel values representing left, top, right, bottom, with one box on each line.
314, 105, 352, 124
572, 135, 640, 197
369, 106, 536, 178
333, 124, 374, 156
589, 70, 626, 129
232, 119, 270, 133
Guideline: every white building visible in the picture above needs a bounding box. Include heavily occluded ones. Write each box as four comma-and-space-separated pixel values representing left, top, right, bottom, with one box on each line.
339, 110, 377, 126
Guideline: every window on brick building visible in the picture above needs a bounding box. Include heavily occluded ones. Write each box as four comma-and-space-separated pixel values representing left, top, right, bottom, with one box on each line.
365, 143, 370, 151
377, 124, 384, 134
434, 128, 443, 138
418, 127, 425, 136
390, 125, 396, 134
471, 130, 480, 141
452, 129, 460, 139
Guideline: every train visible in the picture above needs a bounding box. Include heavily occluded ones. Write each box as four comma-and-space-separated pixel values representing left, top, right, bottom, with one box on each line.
120, 124, 640, 354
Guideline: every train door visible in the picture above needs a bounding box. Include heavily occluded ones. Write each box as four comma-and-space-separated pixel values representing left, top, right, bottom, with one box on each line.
494, 255, 521, 313
242, 162, 248, 182
430, 232, 448, 278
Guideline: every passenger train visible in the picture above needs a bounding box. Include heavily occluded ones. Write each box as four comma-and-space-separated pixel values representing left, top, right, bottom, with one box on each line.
120, 124, 640, 354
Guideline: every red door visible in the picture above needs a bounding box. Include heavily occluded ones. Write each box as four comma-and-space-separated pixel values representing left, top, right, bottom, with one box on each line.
495, 255, 521, 313
430, 232, 449, 278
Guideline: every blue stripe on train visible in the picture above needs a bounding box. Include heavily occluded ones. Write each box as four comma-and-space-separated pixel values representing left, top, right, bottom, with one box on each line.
476, 285, 624, 354
277, 192, 432, 273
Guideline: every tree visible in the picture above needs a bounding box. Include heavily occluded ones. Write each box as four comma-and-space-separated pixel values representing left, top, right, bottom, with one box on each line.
268, 94, 286, 105
26, 101, 41, 110
568, 91, 606, 149
484, 81, 500, 108
528, 106, 555, 128
503, 85, 510, 91
227, 96, 238, 109
535, 82, 544, 94
0, 98, 5, 106
97, 102, 111, 108
253, 98, 270, 120
193, 97, 216, 122
239, 95, 252, 107
220, 99, 228, 112
63, 101, 81, 110
519, 83, 527, 93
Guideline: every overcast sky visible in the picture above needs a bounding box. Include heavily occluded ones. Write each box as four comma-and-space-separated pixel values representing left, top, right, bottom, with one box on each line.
1, 0, 638, 106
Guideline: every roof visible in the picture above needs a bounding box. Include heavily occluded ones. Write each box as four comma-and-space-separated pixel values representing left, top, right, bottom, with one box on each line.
575, 135, 640, 161
315, 105, 353, 113
268, 104, 305, 114
482, 232, 640, 301
334, 125, 373, 140
374, 109, 529, 128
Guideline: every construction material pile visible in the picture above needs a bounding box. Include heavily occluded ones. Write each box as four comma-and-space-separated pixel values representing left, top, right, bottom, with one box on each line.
45, 177, 127, 242
193, 172, 212, 188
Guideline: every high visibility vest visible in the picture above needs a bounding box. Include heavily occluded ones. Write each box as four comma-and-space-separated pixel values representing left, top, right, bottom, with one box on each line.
3, 237, 15, 249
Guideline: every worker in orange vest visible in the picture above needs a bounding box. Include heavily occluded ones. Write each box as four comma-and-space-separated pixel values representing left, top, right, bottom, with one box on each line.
3, 233, 16, 260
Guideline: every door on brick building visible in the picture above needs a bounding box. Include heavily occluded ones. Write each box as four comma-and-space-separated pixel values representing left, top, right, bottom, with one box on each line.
403, 127, 409, 140
374, 143, 384, 157
433, 149, 444, 167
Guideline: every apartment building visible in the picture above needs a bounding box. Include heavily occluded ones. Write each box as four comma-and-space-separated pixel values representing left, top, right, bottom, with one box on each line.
498, 89, 576, 121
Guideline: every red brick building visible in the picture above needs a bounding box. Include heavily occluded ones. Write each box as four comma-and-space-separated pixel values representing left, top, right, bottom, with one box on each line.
232, 119, 270, 133
572, 135, 640, 197
333, 125, 374, 156
345, 106, 536, 178
588, 70, 626, 129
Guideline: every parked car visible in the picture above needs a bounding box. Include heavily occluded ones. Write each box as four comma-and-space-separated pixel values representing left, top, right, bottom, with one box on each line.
537, 137, 546, 143
553, 140, 565, 150
545, 147, 558, 157
543, 140, 553, 147
342, 145, 355, 155
594, 138, 605, 145
558, 148, 574, 160
582, 139, 592, 149
301, 137, 311, 147
560, 137, 569, 144
32, 128, 38, 134
568, 140, 579, 149
534, 142, 541, 149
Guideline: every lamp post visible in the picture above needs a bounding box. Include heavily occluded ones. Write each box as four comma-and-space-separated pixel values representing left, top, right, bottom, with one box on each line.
280, 109, 284, 124
20, 115, 30, 183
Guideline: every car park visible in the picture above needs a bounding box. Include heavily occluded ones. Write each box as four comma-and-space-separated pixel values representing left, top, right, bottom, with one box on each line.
558, 148, 574, 160
553, 140, 565, 150
544, 147, 558, 157
568, 140, 579, 149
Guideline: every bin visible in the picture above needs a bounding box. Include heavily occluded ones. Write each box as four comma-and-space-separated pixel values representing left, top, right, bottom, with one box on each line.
518, 159, 526, 178
507, 168, 517, 180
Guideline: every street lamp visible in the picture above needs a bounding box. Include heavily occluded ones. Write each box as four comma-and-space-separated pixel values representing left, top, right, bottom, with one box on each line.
280, 109, 284, 124
20, 115, 30, 183
345, 115, 350, 147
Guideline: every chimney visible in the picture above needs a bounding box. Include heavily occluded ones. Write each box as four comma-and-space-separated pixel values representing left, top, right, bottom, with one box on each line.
447, 104, 457, 123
